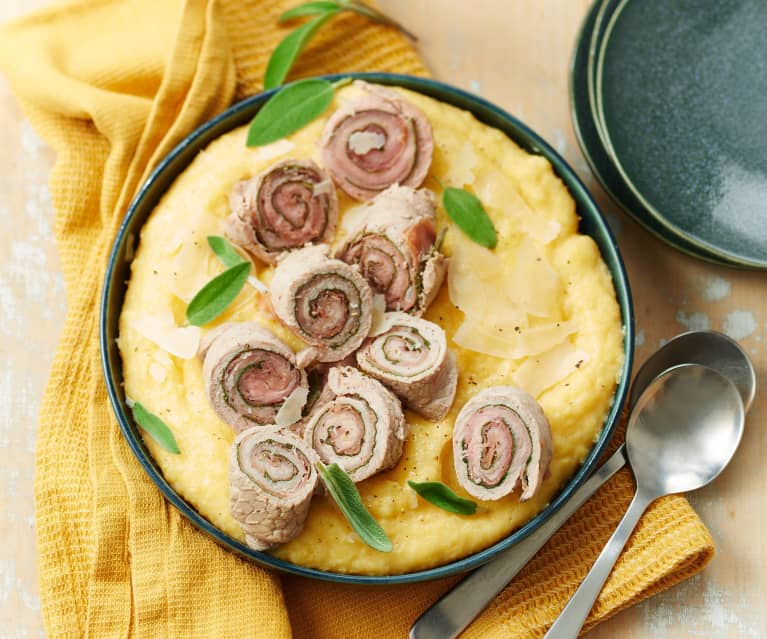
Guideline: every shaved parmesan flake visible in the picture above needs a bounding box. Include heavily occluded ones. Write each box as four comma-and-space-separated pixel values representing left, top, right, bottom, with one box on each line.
247, 274, 268, 294
274, 386, 310, 427
149, 363, 167, 383
444, 142, 478, 187
505, 239, 563, 318
296, 347, 319, 370
348, 130, 386, 154
129, 311, 201, 359
253, 138, 295, 162
512, 341, 589, 397
165, 240, 216, 302
312, 179, 334, 197
447, 236, 525, 327
451, 236, 500, 282
475, 169, 561, 244
448, 238, 523, 321
369, 295, 388, 336
454, 318, 577, 359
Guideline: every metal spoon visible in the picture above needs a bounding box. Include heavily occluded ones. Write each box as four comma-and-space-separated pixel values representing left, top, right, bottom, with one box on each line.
410, 330, 754, 639
544, 363, 744, 638
630, 330, 755, 410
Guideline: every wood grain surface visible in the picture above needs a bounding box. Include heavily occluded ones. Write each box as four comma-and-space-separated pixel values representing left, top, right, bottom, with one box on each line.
1, 1, 764, 637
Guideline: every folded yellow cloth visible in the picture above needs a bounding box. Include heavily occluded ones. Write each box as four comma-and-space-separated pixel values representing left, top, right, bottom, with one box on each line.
0, 1, 714, 637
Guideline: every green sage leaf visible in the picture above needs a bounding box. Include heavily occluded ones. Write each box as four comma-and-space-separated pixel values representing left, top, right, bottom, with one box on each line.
132, 402, 180, 454
279, 1, 340, 21
442, 187, 498, 249
207, 235, 246, 268
186, 261, 250, 326
247, 78, 335, 147
407, 480, 477, 515
317, 462, 393, 552
265, 12, 338, 90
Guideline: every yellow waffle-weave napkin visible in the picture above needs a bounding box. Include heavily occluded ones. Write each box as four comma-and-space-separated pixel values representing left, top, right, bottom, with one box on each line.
0, 1, 714, 636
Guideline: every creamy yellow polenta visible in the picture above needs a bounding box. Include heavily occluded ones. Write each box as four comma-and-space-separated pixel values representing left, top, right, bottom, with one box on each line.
118, 85, 624, 575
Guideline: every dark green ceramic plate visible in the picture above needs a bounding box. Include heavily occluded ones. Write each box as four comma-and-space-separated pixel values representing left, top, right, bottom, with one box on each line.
595, 0, 767, 269
573, 0, 744, 266
101, 73, 634, 584
571, 0, 730, 264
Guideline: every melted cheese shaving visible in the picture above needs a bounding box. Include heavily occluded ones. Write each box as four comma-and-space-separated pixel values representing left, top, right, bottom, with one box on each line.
164, 240, 216, 303
369, 294, 388, 336
274, 386, 310, 427
453, 319, 577, 360
448, 237, 563, 328
505, 239, 563, 319
474, 169, 561, 243
444, 142, 478, 188
449, 234, 581, 375
251, 138, 296, 162
447, 239, 524, 325
512, 341, 589, 397
128, 310, 201, 359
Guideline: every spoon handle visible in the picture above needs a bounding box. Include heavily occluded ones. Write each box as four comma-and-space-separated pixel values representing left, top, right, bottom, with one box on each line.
408, 446, 628, 639
543, 489, 655, 639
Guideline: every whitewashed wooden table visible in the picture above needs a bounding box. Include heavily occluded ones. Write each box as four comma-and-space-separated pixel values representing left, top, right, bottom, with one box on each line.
1, 1, 765, 637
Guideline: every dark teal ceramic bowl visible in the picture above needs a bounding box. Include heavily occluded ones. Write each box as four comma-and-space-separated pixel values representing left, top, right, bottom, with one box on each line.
100, 72, 634, 585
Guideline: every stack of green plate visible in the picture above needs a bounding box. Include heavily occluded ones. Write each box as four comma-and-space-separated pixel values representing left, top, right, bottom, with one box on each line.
570, 0, 767, 268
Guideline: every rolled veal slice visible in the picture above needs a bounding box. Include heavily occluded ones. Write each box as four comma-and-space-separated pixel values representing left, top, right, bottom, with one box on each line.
230, 425, 319, 550
303, 366, 408, 483
453, 386, 553, 501
270, 244, 374, 363
337, 185, 447, 315
201, 322, 308, 433
356, 312, 457, 421
320, 81, 434, 200
225, 159, 338, 264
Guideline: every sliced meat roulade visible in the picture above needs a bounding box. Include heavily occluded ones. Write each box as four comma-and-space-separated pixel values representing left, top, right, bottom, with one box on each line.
356, 312, 457, 421
225, 159, 338, 264
303, 366, 408, 483
201, 322, 308, 433
269, 244, 374, 363
320, 80, 434, 201
230, 425, 319, 550
337, 185, 447, 315
453, 386, 553, 501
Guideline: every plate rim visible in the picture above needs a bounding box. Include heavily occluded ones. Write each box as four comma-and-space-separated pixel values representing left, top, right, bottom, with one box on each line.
571, 0, 742, 267
593, 0, 767, 269
100, 71, 634, 585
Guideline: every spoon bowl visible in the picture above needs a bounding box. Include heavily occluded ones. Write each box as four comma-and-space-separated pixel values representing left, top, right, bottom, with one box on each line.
630, 330, 755, 412
544, 363, 744, 639
627, 363, 745, 498
410, 331, 755, 639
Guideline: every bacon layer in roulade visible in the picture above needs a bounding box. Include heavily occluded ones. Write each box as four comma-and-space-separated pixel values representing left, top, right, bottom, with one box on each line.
453, 386, 553, 501
356, 312, 457, 421
230, 425, 319, 550
320, 81, 434, 201
303, 366, 407, 483
225, 159, 338, 264
201, 322, 307, 433
269, 245, 374, 363
337, 185, 446, 315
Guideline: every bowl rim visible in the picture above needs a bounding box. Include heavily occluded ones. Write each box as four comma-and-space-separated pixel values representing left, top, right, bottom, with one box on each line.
100, 71, 634, 585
